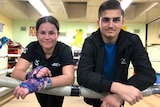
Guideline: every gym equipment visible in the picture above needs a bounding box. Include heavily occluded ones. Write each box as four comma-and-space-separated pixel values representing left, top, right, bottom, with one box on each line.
0, 76, 160, 99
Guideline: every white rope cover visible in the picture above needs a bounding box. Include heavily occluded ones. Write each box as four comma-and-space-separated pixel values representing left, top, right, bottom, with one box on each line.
0, 76, 159, 99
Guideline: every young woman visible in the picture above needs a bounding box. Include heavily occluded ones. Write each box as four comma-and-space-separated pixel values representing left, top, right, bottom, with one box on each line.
12, 16, 75, 107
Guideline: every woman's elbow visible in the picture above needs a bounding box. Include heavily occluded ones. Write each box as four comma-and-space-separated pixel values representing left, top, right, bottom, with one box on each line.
69, 76, 75, 85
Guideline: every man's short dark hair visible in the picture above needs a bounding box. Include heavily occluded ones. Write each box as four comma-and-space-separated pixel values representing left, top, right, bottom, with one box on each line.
98, 0, 124, 19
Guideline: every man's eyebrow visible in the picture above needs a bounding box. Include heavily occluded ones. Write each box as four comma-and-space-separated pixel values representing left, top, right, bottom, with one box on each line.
102, 17, 121, 19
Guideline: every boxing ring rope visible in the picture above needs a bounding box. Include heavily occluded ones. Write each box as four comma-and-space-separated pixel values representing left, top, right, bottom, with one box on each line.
0, 76, 160, 99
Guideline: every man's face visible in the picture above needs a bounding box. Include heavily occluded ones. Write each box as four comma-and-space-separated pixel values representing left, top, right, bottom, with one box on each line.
97, 9, 124, 43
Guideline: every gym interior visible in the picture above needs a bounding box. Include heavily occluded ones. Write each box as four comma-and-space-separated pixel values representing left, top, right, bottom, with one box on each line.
0, 0, 160, 107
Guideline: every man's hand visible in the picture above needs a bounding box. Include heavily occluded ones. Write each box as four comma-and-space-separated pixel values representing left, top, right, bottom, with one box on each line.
111, 82, 143, 105
100, 94, 123, 107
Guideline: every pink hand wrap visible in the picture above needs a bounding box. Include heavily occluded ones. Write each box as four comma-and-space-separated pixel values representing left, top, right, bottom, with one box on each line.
20, 77, 52, 94
26, 66, 44, 79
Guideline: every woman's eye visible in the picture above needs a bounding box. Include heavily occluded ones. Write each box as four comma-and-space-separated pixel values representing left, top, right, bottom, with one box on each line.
38, 31, 56, 35
49, 32, 55, 35
40, 31, 46, 35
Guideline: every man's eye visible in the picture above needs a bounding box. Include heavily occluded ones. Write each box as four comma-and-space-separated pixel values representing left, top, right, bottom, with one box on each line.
101, 17, 121, 23
113, 18, 120, 23
102, 18, 110, 22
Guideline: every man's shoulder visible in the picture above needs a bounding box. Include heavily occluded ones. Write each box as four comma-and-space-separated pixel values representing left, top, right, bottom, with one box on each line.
86, 30, 101, 41
121, 30, 139, 41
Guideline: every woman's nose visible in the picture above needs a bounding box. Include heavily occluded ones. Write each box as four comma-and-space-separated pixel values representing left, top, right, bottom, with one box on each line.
44, 33, 50, 39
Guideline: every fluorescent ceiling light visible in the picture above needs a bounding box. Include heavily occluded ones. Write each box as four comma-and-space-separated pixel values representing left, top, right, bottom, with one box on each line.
28, 0, 49, 16
121, 0, 132, 10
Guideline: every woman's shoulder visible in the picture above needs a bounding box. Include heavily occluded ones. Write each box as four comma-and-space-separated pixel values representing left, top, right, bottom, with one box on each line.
25, 41, 40, 50
27, 41, 38, 46
57, 41, 70, 47
56, 41, 72, 52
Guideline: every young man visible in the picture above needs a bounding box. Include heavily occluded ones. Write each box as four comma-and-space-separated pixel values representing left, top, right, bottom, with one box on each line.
77, 0, 156, 107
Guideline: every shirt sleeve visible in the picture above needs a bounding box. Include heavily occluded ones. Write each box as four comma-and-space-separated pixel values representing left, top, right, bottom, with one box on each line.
20, 42, 35, 63
59, 44, 75, 67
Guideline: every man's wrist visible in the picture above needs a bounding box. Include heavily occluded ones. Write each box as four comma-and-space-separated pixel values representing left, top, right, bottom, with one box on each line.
111, 82, 121, 94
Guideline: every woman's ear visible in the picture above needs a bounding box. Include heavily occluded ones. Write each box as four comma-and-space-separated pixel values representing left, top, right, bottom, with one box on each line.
57, 32, 60, 36
36, 33, 38, 39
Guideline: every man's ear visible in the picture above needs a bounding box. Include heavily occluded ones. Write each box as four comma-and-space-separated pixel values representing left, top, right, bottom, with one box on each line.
122, 18, 125, 25
97, 19, 100, 27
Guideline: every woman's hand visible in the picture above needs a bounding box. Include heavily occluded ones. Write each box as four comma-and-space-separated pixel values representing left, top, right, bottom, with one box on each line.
36, 67, 52, 78
26, 66, 52, 79
14, 86, 29, 99
14, 77, 52, 99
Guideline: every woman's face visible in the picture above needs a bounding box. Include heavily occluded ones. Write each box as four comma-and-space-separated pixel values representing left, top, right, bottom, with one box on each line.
37, 22, 59, 50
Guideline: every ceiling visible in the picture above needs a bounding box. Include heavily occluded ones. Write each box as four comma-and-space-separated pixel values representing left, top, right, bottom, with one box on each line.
1, 0, 160, 24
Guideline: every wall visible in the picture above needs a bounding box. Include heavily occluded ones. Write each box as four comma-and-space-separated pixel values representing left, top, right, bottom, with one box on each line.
12, 20, 146, 47
148, 22, 160, 45
0, 14, 12, 71
147, 22, 160, 73
2, 18, 157, 72
12, 20, 37, 48
124, 23, 146, 46
12, 20, 97, 48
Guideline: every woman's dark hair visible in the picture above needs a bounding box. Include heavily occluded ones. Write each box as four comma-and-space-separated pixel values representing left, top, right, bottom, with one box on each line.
36, 16, 59, 31
98, 0, 124, 19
